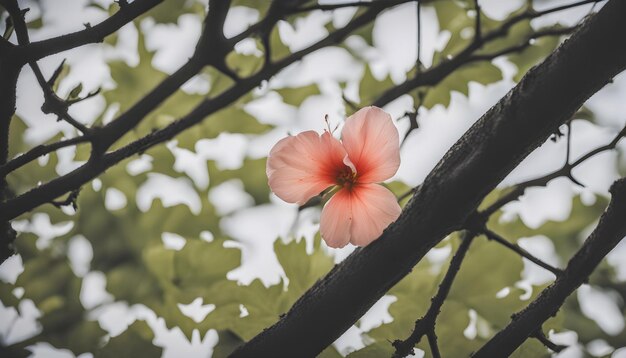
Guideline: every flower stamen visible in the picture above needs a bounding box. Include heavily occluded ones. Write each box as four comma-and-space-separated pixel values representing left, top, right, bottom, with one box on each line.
336, 165, 357, 188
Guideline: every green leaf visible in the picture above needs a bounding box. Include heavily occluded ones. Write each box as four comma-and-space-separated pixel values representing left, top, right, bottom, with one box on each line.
368, 260, 438, 342
574, 106, 596, 122
422, 62, 502, 109
95, 321, 162, 358
359, 65, 394, 107
212, 330, 244, 358
276, 84, 320, 107
142, 0, 205, 24
507, 27, 562, 82
347, 342, 395, 357
432, 0, 473, 60
68, 83, 83, 99
488, 195, 608, 261
226, 52, 263, 78
274, 236, 334, 302
26, 17, 43, 29
268, 26, 291, 62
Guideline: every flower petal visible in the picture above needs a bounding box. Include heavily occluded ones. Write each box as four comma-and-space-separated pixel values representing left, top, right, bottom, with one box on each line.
348, 184, 401, 246
267, 130, 347, 205
320, 184, 401, 248
320, 188, 352, 248
341, 106, 400, 183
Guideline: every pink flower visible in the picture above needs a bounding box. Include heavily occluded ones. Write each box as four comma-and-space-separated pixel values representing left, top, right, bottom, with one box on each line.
266, 106, 402, 248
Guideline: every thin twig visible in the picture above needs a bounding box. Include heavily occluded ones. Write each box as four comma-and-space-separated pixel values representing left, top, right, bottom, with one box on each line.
397, 185, 419, 203
531, 329, 567, 353
474, 178, 626, 357
50, 188, 80, 210
468, 26, 577, 62
426, 329, 441, 358
0, 0, 417, 221
4, 3, 92, 134
399, 0, 423, 148
31, 61, 92, 134
473, 0, 482, 43
481, 228, 562, 276
374, 0, 604, 107
0, 136, 88, 177
392, 232, 476, 357
294, 0, 379, 12
16, 0, 163, 62
416, 0, 421, 74
480, 123, 626, 217
565, 121, 572, 165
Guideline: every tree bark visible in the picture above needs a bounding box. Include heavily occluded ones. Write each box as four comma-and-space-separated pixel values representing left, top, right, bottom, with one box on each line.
231, 1, 626, 356
0, 47, 21, 262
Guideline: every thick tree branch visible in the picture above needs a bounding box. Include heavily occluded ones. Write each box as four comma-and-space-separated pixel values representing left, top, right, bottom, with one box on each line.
0, 0, 579, 217
392, 232, 476, 358
230, 2, 626, 355
92, 0, 233, 153
474, 177, 626, 357
0, 0, 23, 262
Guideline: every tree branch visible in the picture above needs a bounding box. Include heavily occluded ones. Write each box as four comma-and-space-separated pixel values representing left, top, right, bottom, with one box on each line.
467, 26, 577, 62
481, 228, 562, 276
0, 136, 88, 178
293, 0, 379, 13
0, 0, 415, 221
480, 123, 626, 218
426, 329, 441, 358
15, 0, 163, 63
93, 0, 234, 153
230, 2, 626, 355
0, 0, 24, 262
474, 177, 626, 357
531, 329, 567, 353
373, 0, 604, 107
473, 0, 482, 43
392, 232, 476, 358
5, 3, 92, 134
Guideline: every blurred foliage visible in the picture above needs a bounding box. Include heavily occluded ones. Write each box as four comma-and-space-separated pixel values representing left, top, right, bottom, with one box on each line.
1, 0, 623, 357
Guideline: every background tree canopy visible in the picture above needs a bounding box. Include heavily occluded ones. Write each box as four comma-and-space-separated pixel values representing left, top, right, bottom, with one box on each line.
0, 0, 625, 357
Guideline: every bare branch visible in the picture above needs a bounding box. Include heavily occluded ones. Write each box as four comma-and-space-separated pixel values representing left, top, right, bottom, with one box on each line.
392, 232, 476, 357
531, 329, 567, 353
473, 0, 482, 43
426, 330, 441, 358
374, 0, 604, 107
50, 188, 80, 210
480, 123, 626, 218
397, 185, 419, 202
468, 26, 577, 62
474, 178, 626, 357
16, 0, 163, 62
3, 2, 93, 135
0, 137, 88, 178
0, 0, 416, 221
231, 3, 626, 354
481, 228, 562, 276
294, 0, 379, 12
